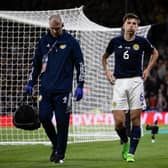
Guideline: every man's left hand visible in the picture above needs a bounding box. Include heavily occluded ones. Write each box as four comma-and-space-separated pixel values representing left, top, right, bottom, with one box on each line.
74, 86, 83, 101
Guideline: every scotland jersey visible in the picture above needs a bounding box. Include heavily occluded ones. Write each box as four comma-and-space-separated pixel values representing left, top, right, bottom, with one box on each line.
106, 35, 154, 78
28, 30, 85, 93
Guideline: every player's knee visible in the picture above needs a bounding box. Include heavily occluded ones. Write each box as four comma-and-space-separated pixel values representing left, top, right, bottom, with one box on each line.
115, 121, 125, 129
131, 114, 140, 125
131, 117, 140, 126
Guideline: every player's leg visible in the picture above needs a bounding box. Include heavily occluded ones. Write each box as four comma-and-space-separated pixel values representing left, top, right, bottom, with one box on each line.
38, 91, 57, 162
113, 110, 129, 160
112, 78, 130, 160
120, 110, 131, 144
125, 110, 131, 137
127, 109, 141, 162
126, 77, 145, 162
53, 92, 70, 163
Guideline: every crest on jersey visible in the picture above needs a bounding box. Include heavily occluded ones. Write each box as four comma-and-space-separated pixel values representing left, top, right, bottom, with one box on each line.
38, 95, 42, 102
59, 44, 66, 49
133, 44, 140, 51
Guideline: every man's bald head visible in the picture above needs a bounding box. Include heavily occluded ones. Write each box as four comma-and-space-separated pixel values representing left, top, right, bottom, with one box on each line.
49, 14, 63, 38
49, 14, 62, 23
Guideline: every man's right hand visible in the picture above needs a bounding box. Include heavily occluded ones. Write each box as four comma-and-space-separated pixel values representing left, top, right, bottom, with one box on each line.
24, 85, 33, 94
105, 70, 115, 85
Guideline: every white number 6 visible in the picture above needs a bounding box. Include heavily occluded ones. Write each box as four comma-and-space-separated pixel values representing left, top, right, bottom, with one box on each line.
123, 50, 129, 59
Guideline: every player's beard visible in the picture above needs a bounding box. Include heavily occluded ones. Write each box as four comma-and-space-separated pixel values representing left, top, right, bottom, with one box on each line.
127, 29, 135, 36
124, 29, 136, 41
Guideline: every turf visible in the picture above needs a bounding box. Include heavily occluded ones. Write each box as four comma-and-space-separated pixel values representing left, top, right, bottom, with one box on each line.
0, 133, 168, 168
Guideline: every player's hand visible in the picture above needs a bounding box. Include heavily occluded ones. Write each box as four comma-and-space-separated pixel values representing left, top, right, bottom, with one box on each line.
24, 85, 33, 94
74, 86, 83, 101
143, 68, 150, 81
105, 70, 115, 85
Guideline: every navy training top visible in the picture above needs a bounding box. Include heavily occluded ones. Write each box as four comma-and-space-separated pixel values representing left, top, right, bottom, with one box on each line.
28, 30, 85, 93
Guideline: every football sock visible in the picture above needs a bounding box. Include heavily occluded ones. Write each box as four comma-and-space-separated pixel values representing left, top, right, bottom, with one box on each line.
129, 126, 141, 154
116, 127, 128, 143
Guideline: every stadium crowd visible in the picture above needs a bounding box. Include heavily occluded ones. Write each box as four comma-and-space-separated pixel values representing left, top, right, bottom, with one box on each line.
144, 46, 168, 111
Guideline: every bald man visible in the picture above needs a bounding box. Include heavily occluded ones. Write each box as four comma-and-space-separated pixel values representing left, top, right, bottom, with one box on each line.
48, 15, 63, 38
25, 14, 85, 164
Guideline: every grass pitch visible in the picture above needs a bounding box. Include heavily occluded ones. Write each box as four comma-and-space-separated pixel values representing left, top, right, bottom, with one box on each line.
0, 133, 168, 168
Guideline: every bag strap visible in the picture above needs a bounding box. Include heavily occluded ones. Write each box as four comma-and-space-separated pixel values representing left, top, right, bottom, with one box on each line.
42, 40, 57, 64
18, 92, 37, 107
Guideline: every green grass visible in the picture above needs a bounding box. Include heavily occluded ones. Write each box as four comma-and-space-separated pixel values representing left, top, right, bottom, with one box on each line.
0, 133, 168, 168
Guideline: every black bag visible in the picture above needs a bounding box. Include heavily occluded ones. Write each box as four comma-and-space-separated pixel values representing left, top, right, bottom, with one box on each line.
13, 94, 41, 130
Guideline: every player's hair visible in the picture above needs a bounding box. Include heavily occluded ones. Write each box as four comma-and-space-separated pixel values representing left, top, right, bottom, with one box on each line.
123, 13, 140, 25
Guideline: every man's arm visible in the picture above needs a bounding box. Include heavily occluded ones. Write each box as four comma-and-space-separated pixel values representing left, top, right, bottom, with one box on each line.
73, 38, 85, 101
143, 48, 159, 81
73, 41, 85, 87
25, 44, 42, 94
102, 52, 114, 84
27, 43, 43, 87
